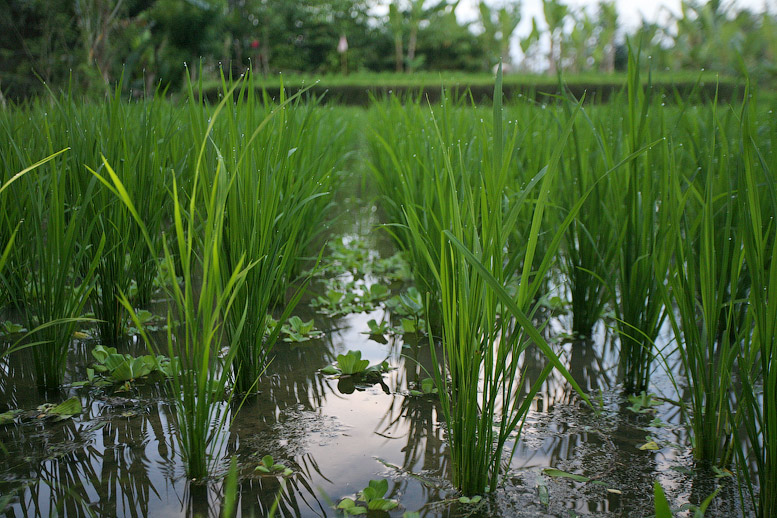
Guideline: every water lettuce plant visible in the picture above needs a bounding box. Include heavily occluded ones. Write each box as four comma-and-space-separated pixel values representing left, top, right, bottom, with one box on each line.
336, 479, 398, 515
255, 455, 294, 477
408, 377, 437, 397
281, 316, 324, 343
321, 350, 380, 376
86, 344, 176, 383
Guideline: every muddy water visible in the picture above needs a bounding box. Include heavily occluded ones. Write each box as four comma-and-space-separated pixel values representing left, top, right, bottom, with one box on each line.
0, 192, 750, 517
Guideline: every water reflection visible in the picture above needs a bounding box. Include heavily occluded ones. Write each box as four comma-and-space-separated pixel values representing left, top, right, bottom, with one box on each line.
231, 453, 330, 518
0, 374, 186, 518
0, 210, 756, 518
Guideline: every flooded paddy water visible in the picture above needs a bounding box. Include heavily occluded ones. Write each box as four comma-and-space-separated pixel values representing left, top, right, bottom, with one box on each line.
0, 185, 750, 518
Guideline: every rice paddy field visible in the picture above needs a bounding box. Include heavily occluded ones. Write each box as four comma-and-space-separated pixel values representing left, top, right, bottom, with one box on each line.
0, 61, 775, 518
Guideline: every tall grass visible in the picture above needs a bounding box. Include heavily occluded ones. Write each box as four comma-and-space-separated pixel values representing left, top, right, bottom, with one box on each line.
0, 149, 79, 363
367, 93, 476, 317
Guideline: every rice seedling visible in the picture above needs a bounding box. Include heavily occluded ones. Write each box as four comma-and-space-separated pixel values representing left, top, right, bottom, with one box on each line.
70, 86, 176, 343
612, 46, 672, 394
556, 97, 620, 339
660, 95, 746, 466
202, 71, 346, 393
5, 83, 180, 345
385, 66, 590, 495
91, 80, 255, 479
736, 91, 777, 518
366, 92, 485, 321
0, 149, 85, 364
1, 143, 103, 390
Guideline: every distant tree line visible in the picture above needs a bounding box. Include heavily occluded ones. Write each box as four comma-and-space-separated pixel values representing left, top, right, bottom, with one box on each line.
1, 0, 775, 99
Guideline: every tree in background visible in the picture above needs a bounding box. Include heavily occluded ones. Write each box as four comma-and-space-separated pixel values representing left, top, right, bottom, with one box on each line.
406, 0, 453, 72
763, 13, 777, 77
389, 1, 404, 72
596, 1, 618, 72
74, 0, 127, 86
566, 8, 594, 73
2, 0, 777, 98
415, 2, 483, 71
542, 0, 568, 74
478, 1, 521, 69
518, 17, 541, 71
0, 0, 81, 99
223, 0, 379, 75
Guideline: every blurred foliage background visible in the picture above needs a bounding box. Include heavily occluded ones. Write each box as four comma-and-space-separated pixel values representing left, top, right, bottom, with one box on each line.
1, 0, 775, 100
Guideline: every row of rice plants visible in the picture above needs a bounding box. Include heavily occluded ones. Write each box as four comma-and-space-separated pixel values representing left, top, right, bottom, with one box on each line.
0, 73, 346, 478
367, 60, 775, 515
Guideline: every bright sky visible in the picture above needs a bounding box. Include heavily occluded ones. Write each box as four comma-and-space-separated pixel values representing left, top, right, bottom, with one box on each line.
371, 0, 775, 68
444, 0, 774, 67
457, 0, 774, 37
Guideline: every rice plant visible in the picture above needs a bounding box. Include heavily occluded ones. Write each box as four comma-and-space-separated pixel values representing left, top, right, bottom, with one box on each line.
205, 72, 346, 392
367, 92, 485, 324
92, 82, 254, 479
380, 67, 590, 495
552, 95, 623, 339
612, 47, 672, 394
736, 91, 776, 518
660, 97, 746, 465
1, 145, 103, 390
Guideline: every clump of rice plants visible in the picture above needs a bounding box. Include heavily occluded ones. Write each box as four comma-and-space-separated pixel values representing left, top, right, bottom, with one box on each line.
1, 147, 102, 390
8, 83, 178, 345
84, 85, 176, 343
374, 66, 589, 495
660, 97, 746, 466
611, 47, 672, 394
93, 82, 255, 479
736, 92, 776, 518
556, 98, 620, 339
202, 72, 346, 393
